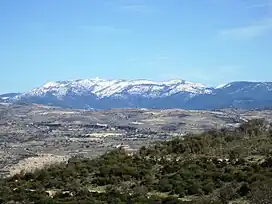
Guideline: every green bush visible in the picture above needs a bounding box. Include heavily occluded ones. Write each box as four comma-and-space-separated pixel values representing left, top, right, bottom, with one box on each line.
1, 120, 272, 203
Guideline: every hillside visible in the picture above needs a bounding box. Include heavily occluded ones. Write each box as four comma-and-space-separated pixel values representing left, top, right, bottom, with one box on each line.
3, 79, 272, 110
1, 119, 272, 204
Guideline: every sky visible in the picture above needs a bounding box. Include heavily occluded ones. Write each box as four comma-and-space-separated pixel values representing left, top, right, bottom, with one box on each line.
0, 0, 272, 93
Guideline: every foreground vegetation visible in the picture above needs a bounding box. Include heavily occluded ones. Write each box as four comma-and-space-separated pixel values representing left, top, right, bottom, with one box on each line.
1, 119, 272, 203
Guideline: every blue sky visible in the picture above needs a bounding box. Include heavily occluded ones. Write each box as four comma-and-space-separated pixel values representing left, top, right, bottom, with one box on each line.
1, 0, 272, 93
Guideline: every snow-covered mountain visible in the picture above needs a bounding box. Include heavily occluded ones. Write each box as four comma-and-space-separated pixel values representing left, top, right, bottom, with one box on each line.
16, 78, 213, 99
3, 79, 272, 110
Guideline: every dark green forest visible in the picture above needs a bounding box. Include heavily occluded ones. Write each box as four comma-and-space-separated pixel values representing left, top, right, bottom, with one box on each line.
1, 119, 272, 204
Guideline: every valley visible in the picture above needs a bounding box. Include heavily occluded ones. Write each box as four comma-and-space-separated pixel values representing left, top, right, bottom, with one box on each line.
1, 102, 272, 178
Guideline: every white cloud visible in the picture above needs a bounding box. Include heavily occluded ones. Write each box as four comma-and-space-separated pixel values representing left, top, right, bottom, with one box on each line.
220, 19, 272, 40
120, 4, 150, 12
79, 25, 129, 34
248, 3, 272, 8
104, 0, 157, 14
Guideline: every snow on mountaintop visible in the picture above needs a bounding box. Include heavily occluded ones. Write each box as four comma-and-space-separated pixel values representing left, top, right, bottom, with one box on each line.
5, 80, 272, 110
216, 84, 227, 89
43, 81, 60, 88
19, 78, 213, 99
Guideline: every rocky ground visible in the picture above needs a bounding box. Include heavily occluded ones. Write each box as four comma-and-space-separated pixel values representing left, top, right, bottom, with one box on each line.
1, 102, 272, 178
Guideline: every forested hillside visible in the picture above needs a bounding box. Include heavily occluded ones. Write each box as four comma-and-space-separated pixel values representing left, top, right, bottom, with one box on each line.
1, 119, 272, 204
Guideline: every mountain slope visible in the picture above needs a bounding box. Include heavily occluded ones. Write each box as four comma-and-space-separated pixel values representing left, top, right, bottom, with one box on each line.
0, 93, 20, 100
4, 79, 272, 109
1, 120, 272, 203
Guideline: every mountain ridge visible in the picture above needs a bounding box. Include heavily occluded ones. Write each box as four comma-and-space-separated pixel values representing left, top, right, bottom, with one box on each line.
2, 78, 272, 110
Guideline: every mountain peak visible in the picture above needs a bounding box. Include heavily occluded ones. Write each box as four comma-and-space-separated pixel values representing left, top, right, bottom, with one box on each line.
43, 81, 60, 88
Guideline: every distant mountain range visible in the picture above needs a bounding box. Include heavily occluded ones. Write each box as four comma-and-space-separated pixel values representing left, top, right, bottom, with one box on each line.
1, 78, 272, 110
